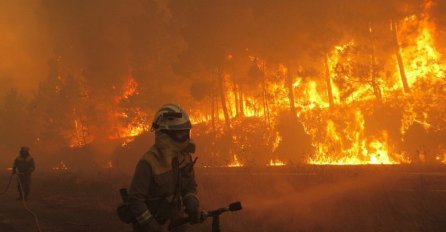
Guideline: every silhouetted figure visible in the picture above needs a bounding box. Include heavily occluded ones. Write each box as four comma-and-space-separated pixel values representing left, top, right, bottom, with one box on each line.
12, 146, 35, 201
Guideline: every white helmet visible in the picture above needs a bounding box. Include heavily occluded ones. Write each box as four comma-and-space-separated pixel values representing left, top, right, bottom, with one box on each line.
151, 104, 192, 132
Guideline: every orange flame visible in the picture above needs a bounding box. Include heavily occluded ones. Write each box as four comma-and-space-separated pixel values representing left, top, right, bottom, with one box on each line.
398, 0, 445, 88
112, 77, 150, 146
227, 154, 244, 167
52, 161, 71, 171
268, 158, 286, 166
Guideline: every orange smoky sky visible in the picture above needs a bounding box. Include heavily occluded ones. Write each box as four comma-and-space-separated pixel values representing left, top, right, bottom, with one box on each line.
0, 0, 52, 97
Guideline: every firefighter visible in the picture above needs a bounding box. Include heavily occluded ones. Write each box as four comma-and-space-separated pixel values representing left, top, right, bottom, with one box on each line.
128, 104, 201, 232
12, 146, 35, 201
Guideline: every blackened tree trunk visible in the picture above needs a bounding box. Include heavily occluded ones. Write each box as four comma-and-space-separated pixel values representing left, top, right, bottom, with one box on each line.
217, 69, 231, 131
239, 86, 244, 117
324, 53, 335, 108
234, 83, 239, 117
211, 73, 216, 132
392, 20, 410, 93
262, 71, 271, 126
285, 69, 297, 116
369, 24, 383, 102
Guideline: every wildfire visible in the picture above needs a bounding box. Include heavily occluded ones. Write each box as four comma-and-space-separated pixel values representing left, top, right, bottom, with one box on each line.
52, 161, 71, 171
268, 158, 286, 166
398, 0, 445, 87
69, 119, 92, 148
121, 78, 138, 99
227, 154, 244, 167
304, 81, 330, 110
113, 77, 150, 146
308, 110, 407, 165
60, 0, 444, 167
189, 4, 446, 166
103, 160, 113, 169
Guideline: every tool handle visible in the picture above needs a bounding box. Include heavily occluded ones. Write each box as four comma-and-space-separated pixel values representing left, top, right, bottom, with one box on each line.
119, 188, 129, 202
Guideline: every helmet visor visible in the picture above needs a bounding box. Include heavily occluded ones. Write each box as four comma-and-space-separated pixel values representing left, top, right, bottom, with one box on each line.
164, 129, 190, 143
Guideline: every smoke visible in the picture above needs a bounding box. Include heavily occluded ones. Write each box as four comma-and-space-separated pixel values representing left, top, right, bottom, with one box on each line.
0, 0, 427, 99
195, 170, 413, 232
0, 0, 51, 97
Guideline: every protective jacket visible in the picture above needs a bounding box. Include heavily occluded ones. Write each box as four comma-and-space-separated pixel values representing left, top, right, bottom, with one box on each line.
13, 155, 35, 174
128, 140, 198, 231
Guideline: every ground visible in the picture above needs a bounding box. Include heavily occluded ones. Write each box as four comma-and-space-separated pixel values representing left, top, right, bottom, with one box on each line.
1, 165, 446, 232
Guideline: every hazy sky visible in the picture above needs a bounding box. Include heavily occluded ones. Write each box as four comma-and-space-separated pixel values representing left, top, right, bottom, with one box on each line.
0, 0, 52, 97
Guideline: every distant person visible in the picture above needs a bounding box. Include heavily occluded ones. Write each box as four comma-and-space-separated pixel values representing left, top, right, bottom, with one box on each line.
128, 104, 202, 232
12, 146, 35, 201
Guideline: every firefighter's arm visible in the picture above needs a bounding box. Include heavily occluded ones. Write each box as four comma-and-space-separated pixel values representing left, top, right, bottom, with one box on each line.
128, 160, 165, 231
181, 154, 198, 197
30, 158, 35, 173
181, 154, 200, 223
12, 159, 17, 174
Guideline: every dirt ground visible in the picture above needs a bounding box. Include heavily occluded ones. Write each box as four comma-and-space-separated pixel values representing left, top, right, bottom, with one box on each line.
1, 165, 446, 232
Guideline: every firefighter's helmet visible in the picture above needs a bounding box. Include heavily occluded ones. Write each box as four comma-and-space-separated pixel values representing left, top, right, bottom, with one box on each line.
151, 104, 192, 133
20, 146, 30, 155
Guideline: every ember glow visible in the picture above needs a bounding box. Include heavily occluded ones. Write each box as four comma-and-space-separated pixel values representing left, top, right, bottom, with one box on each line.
227, 155, 244, 168
52, 161, 71, 171
268, 158, 286, 167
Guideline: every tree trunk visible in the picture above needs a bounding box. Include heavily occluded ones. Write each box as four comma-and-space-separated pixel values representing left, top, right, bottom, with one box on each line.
392, 20, 410, 93
369, 24, 383, 102
261, 68, 270, 126
324, 53, 335, 107
285, 69, 297, 116
218, 69, 231, 130
211, 75, 216, 132
234, 83, 239, 117
239, 86, 245, 117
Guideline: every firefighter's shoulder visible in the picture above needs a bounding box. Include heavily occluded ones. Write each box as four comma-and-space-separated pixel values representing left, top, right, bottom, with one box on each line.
141, 146, 170, 175
141, 146, 160, 163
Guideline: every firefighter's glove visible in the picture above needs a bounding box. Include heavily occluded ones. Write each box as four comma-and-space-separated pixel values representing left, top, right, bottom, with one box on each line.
184, 194, 202, 224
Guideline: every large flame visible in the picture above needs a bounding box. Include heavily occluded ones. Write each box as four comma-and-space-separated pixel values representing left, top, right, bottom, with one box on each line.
187, 0, 445, 166
398, 0, 445, 87
113, 77, 150, 146
268, 158, 286, 166
61, 0, 444, 167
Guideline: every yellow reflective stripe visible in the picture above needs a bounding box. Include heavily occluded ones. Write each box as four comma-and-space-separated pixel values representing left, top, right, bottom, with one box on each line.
136, 210, 152, 224
183, 192, 199, 201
